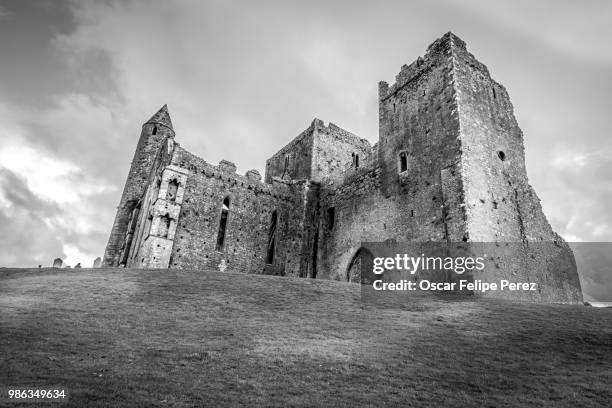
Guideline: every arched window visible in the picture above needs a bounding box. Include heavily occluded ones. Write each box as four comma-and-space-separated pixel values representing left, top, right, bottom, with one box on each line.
152, 125, 158, 135
281, 155, 290, 179
327, 207, 335, 229
266, 211, 278, 264
352, 153, 360, 168
216, 197, 230, 251
399, 152, 408, 172
166, 179, 179, 202
159, 214, 171, 238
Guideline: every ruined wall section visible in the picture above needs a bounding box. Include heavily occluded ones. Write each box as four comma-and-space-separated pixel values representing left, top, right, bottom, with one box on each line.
126, 173, 160, 268
116, 136, 189, 269
265, 122, 315, 183
124, 138, 174, 267
377, 33, 467, 242
129, 164, 189, 269
371, 142, 380, 168
317, 169, 385, 280
265, 119, 372, 185
311, 120, 372, 184
169, 147, 311, 277
450, 36, 544, 242
295, 181, 321, 278
450, 34, 581, 302
103, 106, 175, 267
316, 34, 470, 281
316, 170, 454, 281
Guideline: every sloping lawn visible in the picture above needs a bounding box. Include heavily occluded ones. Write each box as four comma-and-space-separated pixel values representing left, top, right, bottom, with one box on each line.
1, 268, 611, 407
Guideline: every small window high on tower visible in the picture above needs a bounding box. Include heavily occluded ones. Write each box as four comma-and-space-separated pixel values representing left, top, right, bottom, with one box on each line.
399, 152, 408, 172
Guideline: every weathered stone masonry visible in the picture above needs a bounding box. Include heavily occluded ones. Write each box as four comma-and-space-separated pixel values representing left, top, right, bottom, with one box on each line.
103, 32, 582, 303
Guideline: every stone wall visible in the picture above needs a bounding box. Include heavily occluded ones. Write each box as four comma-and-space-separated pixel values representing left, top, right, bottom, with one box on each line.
447, 33, 582, 301
375, 32, 467, 250
265, 121, 315, 183
315, 167, 455, 281
311, 120, 372, 183
167, 146, 311, 277
265, 118, 373, 184
129, 163, 190, 269
313, 32, 581, 303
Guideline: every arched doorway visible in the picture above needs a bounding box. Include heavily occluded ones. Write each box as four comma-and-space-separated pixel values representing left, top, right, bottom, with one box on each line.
346, 247, 374, 284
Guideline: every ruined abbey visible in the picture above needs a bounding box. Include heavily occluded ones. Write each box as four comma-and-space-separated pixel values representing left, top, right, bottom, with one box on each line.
103, 32, 582, 303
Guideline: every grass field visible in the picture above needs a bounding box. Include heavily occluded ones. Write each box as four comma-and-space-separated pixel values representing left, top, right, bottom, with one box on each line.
1, 268, 611, 407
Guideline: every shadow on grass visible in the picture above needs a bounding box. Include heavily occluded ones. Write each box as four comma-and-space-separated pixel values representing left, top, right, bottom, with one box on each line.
1, 268, 611, 407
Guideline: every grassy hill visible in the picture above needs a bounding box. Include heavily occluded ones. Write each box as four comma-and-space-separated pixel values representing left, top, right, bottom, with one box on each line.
1, 268, 611, 407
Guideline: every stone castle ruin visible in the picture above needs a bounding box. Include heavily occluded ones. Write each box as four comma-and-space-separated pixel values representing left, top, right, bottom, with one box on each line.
103, 33, 582, 303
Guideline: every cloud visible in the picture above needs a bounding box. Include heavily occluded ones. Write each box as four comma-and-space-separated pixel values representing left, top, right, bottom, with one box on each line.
0, 4, 13, 19
0, 101, 117, 266
0, 0, 611, 269
0, 168, 64, 267
0, 168, 60, 219
457, 0, 612, 64
534, 145, 612, 243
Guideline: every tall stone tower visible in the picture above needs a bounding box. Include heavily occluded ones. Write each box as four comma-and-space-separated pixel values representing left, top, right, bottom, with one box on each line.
448, 34, 555, 243
376, 32, 581, 301
102, 105, 175, 266
378, 33, 467, 242
377, 32, 564, 243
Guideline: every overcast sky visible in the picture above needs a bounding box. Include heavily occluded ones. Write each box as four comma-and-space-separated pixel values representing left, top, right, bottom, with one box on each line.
0, 1, 611, 278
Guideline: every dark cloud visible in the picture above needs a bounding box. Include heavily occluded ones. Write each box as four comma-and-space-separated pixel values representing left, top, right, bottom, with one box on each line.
0, 0, 77, 107
0, 168, 65, 266
0, 168, 60, 216
0, 0, 610, 275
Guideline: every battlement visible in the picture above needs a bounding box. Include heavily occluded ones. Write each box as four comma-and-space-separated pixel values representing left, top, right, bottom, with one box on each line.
379, 32, 488, 101
171, 147, 292, 200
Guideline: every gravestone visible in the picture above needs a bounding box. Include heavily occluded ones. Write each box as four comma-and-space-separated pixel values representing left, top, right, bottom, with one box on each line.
93, 257, 102, 268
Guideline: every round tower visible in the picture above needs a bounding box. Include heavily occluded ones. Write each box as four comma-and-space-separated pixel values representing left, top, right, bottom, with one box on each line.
102, 105, 175, 266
